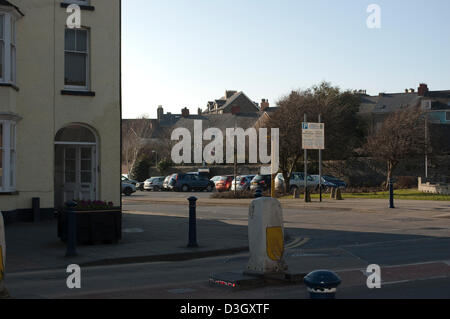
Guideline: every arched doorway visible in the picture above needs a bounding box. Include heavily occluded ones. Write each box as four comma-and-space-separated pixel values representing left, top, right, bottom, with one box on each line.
54, 124, 98, 208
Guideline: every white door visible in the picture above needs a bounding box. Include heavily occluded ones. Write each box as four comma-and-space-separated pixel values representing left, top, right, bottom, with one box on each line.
63, 146, 96, 202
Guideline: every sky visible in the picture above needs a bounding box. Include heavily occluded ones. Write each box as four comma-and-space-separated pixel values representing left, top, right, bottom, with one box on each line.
121, 0, 450, 119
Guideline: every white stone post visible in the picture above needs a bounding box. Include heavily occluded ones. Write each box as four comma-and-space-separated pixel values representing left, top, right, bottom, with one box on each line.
246, 197, 287, 275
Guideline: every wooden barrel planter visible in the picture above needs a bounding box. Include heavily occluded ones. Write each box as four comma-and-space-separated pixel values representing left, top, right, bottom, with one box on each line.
58, 209, 122, 245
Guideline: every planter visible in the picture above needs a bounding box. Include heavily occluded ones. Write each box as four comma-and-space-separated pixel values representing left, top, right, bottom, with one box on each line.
58, 209, 122, 245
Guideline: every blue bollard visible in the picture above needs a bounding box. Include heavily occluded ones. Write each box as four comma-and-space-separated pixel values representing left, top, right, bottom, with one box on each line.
304, 270, 342, 299
65, 201, 78, 257
187, 197, 198, 248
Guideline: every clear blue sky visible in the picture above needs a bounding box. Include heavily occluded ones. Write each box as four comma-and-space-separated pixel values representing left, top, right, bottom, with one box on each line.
122, 0, 450, 119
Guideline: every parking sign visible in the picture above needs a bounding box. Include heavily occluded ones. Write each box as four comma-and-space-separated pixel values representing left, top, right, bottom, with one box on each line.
302, 122, 325, 150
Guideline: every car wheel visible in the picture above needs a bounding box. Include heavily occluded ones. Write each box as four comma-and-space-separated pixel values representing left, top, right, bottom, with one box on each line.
290, 185, 298, 194
182, 184, 189, 192
153, 186, 160, 192
206, 185, 213, 192
123, 188, 133, 196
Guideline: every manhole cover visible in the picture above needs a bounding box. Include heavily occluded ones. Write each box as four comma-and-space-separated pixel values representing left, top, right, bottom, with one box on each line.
123, 228, 145, 233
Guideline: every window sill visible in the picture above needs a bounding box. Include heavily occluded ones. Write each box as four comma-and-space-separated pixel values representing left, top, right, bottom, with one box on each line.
0, 83, 20, 91
0, 191, 19, 196
60, 3, 95, 11
61, 90, 96, 97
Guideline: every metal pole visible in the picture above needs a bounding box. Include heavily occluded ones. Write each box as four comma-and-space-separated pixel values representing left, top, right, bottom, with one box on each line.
234, 119, 237, 197
318, 114, 323, 202
65, 201, 78, 257
187, 197, 198, 247
425, 116, 428, 179
304, 114, 309, 202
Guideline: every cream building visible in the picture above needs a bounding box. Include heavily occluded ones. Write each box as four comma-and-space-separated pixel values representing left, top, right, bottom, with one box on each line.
0, 0, 121, 222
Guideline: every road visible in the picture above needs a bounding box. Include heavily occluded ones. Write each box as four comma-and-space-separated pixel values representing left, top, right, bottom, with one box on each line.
5, 191, 450, 299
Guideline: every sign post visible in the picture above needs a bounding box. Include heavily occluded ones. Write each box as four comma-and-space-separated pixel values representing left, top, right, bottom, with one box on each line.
318, 114, 323, 202
302, 119, 325, 203
303, 114, 309, 202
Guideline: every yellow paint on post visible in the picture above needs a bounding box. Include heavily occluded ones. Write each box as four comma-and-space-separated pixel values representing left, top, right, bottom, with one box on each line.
266, 227, 284, 261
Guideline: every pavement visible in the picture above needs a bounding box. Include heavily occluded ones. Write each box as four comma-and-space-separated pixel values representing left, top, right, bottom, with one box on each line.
3, 192, 450, 298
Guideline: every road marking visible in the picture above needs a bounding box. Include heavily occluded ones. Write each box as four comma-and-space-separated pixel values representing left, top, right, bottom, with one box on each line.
285, 237, 310, 250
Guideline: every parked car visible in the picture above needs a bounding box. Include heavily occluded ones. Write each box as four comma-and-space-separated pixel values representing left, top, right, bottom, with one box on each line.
121, 181, 136, 196
322, 175, 347, 189
169, 173, 214, 192
214, 175, 234, 192
144, 176, 165, 191
121, 175, 138, 186
162, 174, 175, 191
231, 175, 255, 191
275, 173, 317, 192
210, 176, 222, 183
250, 174, 272, 192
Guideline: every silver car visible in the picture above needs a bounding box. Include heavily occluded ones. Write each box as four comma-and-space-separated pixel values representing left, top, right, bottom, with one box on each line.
231, 175, 255, 191
275, 172, 318, 192
121, 181, 136, 196
144, 176, 165, 191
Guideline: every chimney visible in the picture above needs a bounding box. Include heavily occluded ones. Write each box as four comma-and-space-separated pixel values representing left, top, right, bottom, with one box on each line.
225, 90, 237, 99
181, 107, 190, 118
418, 83, 429, 96
157, 105, 164, 120
260, 99, 270, 111
198, 108, 202, 115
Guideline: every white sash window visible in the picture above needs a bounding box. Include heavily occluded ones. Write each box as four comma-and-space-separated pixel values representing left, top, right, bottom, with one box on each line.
0, 12, 17, 85
0, 120, 16, 192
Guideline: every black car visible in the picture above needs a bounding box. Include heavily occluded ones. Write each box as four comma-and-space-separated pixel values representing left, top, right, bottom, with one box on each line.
250, 174, 272, 191
169, 173, 214, 192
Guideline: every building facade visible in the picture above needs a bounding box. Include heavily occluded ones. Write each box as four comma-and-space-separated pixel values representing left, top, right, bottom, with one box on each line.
0, 0, 121, 222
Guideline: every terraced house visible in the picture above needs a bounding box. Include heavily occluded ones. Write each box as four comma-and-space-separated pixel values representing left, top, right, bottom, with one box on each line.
0, 0, 121, 222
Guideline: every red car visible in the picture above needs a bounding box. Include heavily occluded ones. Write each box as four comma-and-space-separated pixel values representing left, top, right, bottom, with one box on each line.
214, 176, 234, 192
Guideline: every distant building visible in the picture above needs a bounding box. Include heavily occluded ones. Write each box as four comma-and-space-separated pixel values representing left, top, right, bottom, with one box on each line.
358, 83, 450, 153
203, 90, 261, 115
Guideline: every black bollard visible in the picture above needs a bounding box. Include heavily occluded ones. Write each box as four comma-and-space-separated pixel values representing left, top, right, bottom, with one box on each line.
32, 197, 40, 223
389, 179, 395, 209
65, 201, 78, 257
187, 197, 198, 248
255, 187, 263, 198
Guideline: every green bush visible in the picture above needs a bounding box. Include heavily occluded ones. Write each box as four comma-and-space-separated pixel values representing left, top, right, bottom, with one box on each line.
131, 156, 151, 182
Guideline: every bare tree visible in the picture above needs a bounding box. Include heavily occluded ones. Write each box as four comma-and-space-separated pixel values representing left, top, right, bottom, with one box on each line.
364, 107, 426, 188
263, 82, 363, 192
122, 116, 153, 176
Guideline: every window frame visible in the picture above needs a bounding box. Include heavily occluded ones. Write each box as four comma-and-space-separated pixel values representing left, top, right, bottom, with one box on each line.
64, 27, 90, 91
64, 0, 90, 4
0, 10, 17, 85
0, 119, 17, 193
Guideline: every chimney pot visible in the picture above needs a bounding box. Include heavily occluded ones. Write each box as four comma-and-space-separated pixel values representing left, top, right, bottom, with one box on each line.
418, 83, 429, 96
181, 107, 190, 118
